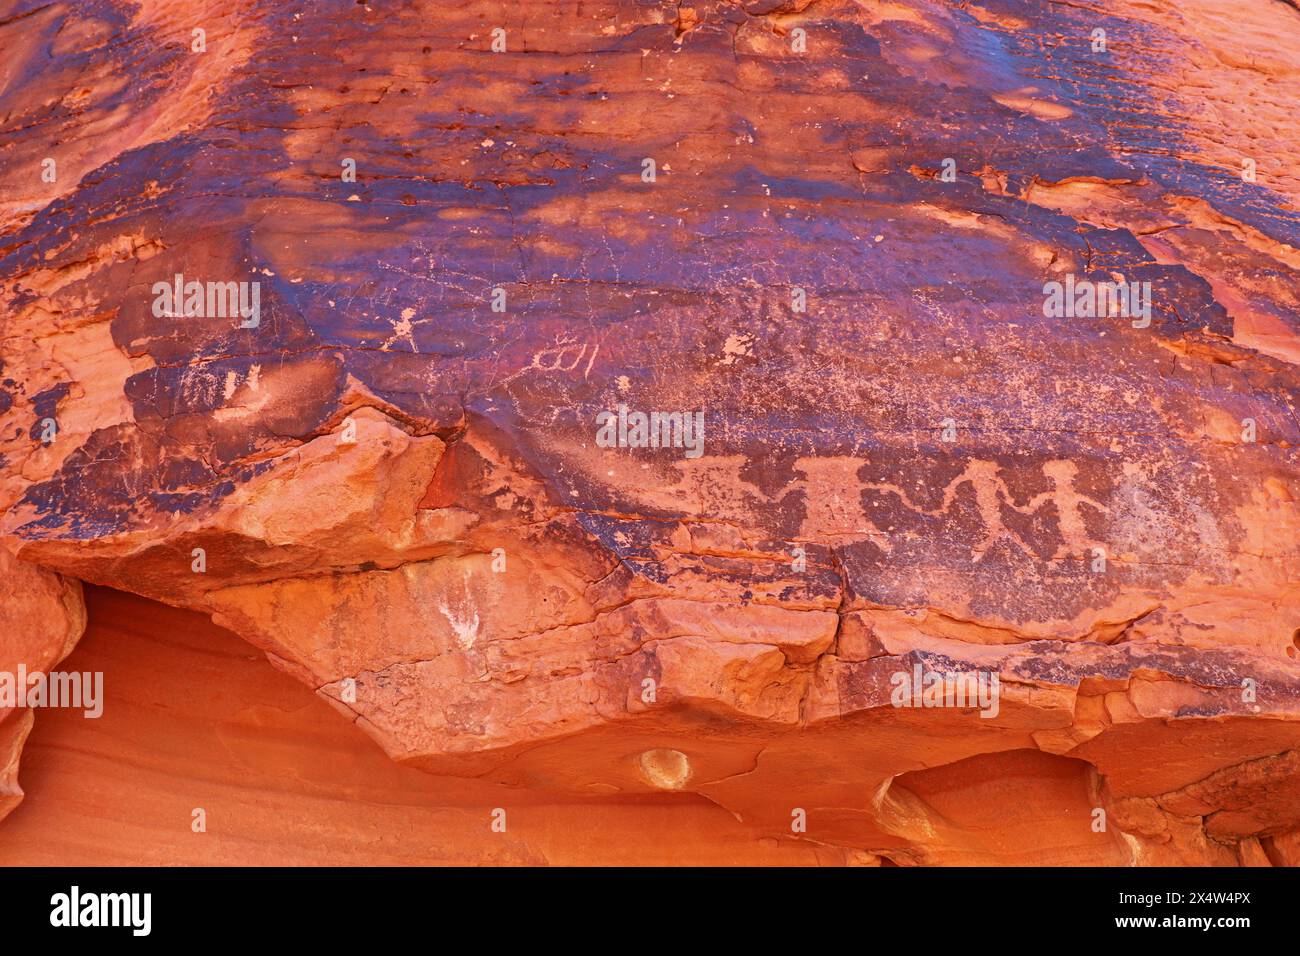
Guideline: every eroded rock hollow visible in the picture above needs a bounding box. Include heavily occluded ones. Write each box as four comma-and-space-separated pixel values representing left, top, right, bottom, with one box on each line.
0, 0, 1298, 865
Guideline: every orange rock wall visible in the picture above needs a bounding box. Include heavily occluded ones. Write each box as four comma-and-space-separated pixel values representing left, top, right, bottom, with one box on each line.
0, 0, 1298, 864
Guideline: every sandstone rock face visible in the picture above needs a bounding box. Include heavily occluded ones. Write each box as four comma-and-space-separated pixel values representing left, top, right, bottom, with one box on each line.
0, 0, 1297, 864
0, 586, 847, 865
0, 548, 85, 823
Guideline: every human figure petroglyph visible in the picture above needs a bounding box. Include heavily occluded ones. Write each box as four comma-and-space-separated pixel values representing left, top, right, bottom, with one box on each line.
854, 458, 1109, 563
596, 452, 1107, 565
791, 456, 893, 551
1010, 460, 1109, 561
639, 455, 769, 522
931, 459, 1037, 562
857, 459, 1033, 560
652, 455, 896, 551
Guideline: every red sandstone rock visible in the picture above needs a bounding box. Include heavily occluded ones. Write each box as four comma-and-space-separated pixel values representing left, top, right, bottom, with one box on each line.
0, 548, 84, 822
0, 587, 839, 865
0, 0, 1297, 864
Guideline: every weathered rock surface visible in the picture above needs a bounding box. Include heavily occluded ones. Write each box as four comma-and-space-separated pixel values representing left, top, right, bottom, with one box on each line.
0, 0, 1297, 863
0, 548, 85, 823
1, 586, 842, 865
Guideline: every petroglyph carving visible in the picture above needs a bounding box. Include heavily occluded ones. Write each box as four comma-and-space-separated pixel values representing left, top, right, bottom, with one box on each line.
624, 455, 1110, 566
868, 458, 1110, 563
934, 460, 1037, 563
792, 457, 893, 551
1013, 460, 1109, 561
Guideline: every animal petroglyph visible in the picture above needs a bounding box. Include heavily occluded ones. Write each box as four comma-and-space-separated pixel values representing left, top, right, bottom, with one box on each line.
490, 337, 602, 394
522, 340, 599, 380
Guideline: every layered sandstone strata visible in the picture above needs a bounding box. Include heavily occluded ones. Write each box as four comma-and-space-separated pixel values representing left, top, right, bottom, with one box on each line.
0, 0, 1297, 863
